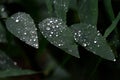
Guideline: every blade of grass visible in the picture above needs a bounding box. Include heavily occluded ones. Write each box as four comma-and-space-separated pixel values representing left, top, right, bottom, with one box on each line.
104, 12, 120, 38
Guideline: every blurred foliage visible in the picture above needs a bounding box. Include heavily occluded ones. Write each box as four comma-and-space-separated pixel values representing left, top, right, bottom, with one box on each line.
0, 0, 120, 80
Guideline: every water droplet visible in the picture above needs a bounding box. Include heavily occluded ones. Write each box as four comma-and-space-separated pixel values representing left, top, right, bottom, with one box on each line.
56, 34, 58, 37
15, 19, 19, 22
114, 59, 116, 62
94, 41, 97, 43
6, 12, 39, 48
97, 45, 100, 47
46, 27, 50, 30
24, 32, 27, 35
83, 43, 87, 47
51, 32, 54, 34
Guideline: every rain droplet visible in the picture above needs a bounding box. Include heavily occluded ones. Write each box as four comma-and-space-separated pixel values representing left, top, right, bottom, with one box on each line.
114, 59, 116, 62
94, 40, 97, 43
46, 27, 50, 30
83, 43, 87, 47
15, 19, 19, 22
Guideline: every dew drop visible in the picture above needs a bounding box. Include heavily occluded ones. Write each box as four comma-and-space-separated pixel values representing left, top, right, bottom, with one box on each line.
46, 27, 50, 30
83, 43, 87, 47
94, 40, 97, 43
114, 59, 116, 62
15, 19, 19, 22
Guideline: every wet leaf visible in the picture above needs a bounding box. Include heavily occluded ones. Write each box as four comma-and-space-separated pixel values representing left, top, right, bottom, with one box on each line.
0, 50, 18, 70
53, 0, 69, 22
38, 18, 80, 58
70, 23, 115, 61
78, 0, 98, 25
0, 69, 37, 78
0, 22, 7, 43
0, 50, 37, 78
6, 12, 38, 48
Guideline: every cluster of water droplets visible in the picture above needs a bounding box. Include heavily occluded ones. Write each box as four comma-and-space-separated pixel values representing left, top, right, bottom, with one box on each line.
73, 24, 102, 51
53, 0, 68, 12
71, 23, 115, 61
6, 12, 38, 48
39, 18, 66, 47
38, 18, 80, 58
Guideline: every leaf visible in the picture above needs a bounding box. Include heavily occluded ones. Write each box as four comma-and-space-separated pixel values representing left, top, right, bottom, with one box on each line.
103, 0, 115, 21
0, 21, 7, 43
45, 0, 53, 15
6, 12, 38, 48
78, 0, 98, 25
38, 18, 80, 58
70, 23, 115, 61
0, 69, 37, 78
0, 50, 18, 70
0, 50, 37, 78
53, 0, 70, 22
104, 12, 120, 38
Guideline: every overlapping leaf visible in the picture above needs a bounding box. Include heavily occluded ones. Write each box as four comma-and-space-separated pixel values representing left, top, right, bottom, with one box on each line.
0, 50, 37, 78
78, 0, 98, 25
38, 18, 80, 58
53, 0, 69, 22
6, 12, 38, 48
70, 23, 115, 61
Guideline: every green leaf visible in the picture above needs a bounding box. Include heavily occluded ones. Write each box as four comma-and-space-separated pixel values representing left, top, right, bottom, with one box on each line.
38, 18, 80, 58
70, 23, 115, 61
0, 50, 18, 70
45, 0, 53, 15
6, 12, 38, 48
78, 0, 98, 25
103, 0, 115, 21
104, 12, 120, 38
0, 69, 37, 78
0, 50, 37, 78
0, 21, 7, 43
53, 0, 70, 22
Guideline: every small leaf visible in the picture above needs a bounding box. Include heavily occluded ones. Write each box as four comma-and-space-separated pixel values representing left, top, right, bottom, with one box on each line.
38, 18, 80, 58
0, 21, 7, 43
0, 69, 37, 78
78, 0, 98, 25
104, 12, 120, 38
0, 50, 37, 78
0, 50, 18, 70
53, 0, 69, 22
6, 12, 38, 48
70, 23, 115, 61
